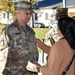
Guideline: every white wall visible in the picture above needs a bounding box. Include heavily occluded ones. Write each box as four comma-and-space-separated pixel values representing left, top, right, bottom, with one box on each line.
68, 8, 75, 12
0, 11, 13, 25
34, 9, 56, 27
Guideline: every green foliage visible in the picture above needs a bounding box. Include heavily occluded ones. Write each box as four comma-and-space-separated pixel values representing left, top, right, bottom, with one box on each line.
0, 25, 5, 35
33, 28, 50, 40
33, 28, 50, 52
57, 4, 63, 9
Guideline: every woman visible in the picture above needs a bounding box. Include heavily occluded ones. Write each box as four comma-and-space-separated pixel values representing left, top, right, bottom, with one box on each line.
26, 17, 75, 75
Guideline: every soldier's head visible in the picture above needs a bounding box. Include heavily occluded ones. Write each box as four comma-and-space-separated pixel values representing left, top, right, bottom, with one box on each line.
16, 1, 34, 25
56, 8, 68, 20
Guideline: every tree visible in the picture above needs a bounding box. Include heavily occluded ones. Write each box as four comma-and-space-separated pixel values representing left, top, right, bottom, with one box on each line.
0, 0, 16, 15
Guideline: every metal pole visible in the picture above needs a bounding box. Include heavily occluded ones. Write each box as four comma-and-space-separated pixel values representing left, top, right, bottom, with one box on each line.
30, 0, 34, 28
42, 39, 45, 63
63, 0, 66, 8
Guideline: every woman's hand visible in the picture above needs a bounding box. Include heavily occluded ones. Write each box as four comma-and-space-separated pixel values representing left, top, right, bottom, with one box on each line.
34, 38, 42, 46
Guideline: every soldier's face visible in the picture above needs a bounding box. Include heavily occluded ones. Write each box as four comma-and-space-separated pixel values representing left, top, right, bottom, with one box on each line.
17, 10, 31, 25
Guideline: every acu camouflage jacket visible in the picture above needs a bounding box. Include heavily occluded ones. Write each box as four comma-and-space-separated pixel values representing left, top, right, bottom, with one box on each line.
0, 20, 39, 75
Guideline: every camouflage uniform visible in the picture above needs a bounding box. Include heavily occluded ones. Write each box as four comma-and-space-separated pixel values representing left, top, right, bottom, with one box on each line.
45, 26, 60, 46
1, 19, 38, 75
45, 8, 68, 46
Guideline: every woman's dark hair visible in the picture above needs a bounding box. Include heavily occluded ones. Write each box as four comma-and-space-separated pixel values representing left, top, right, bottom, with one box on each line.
58, 17, 75, 49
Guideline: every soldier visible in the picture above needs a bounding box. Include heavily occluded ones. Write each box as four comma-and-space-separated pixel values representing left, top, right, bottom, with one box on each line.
45, 8, 68, 46
56, 8, 68, 20
0, 1, 38, 75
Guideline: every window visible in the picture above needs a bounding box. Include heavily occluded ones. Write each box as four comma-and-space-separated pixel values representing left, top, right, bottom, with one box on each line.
45, 13, 48, 20
3, 13, 9, 19
3, 13, 5, 19
7, 13, 9, 19
35, 13, 38, 20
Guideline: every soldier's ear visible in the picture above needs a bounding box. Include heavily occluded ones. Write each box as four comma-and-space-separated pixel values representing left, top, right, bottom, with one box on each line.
17, 10, 21, 15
